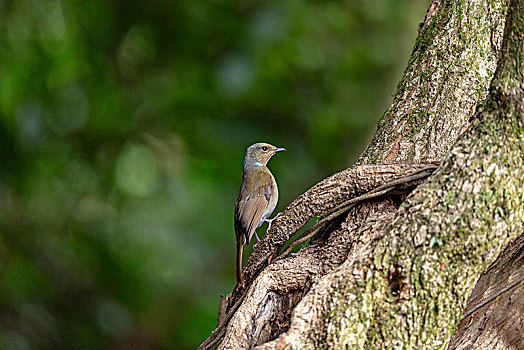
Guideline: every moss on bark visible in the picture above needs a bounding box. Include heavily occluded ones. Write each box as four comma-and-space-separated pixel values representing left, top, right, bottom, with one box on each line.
321, 0, 524, 346
359, 0, 508, 165
209, 0, 524, 348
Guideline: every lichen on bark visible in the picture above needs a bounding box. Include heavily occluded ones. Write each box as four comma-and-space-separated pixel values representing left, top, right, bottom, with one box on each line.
283, 0, 524, 346
359, 0, 508, 164
204, 0, 524, 348
448, 232, 524, 349
353, 109, 523, 347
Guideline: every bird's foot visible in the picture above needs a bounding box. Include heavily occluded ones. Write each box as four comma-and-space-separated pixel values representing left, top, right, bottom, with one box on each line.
264, 212, 282, 233
253, 232, 261, 249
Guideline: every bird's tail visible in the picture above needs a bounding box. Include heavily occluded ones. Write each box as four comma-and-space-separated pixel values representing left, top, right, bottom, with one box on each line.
236, 243, 243, 284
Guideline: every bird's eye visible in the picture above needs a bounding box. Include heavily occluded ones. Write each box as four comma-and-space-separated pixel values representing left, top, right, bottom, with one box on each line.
261, 146, 269, 152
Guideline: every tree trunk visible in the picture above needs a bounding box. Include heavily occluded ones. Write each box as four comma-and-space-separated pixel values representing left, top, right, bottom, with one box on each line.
202, 0, 524, 348
448, 232, 524, 349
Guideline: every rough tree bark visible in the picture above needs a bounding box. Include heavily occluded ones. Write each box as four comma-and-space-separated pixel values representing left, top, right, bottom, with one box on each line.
201, 0, 524, 348
448, 232, 524, 349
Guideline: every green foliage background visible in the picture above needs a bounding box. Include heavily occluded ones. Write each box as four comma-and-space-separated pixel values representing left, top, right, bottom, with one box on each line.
0, 0, 427, 348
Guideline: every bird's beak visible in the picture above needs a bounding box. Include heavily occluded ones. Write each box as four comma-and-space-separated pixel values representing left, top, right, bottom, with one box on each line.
274, 147, 286, 153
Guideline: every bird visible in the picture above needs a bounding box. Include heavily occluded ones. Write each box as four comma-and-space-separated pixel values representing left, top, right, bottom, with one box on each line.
234, 142, 285, 284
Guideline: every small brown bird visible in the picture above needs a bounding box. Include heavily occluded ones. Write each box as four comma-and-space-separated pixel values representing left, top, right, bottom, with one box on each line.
234, 142, 285, 284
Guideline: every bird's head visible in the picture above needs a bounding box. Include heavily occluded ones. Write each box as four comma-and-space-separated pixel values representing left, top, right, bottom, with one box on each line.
245, 142, 285, 167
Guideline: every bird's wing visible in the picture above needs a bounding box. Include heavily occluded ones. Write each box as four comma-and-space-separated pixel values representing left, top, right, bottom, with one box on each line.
235, 169, 273, 245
